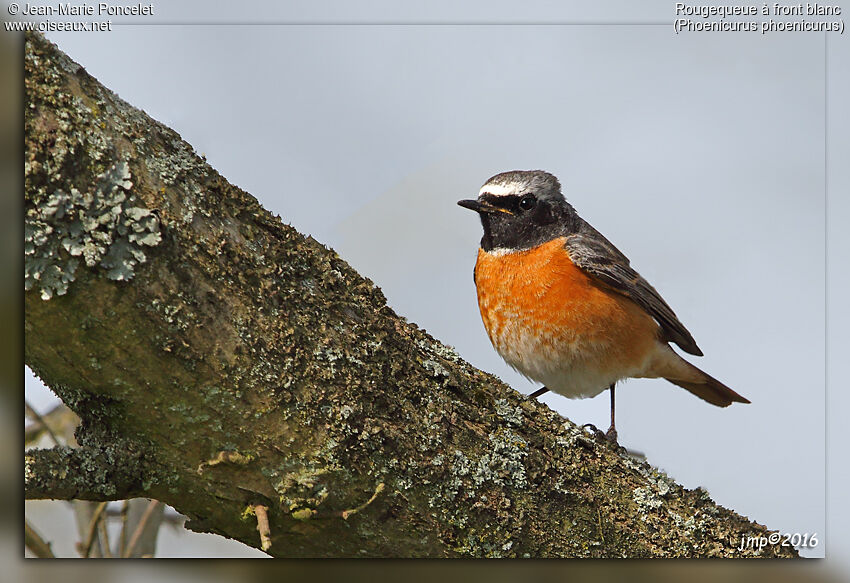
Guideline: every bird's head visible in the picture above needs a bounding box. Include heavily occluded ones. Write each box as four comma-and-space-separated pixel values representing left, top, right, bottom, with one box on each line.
458, 170, 577, 252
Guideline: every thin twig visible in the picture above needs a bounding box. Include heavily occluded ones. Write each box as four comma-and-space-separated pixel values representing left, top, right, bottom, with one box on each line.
597, 504, 605, 544
253, 505, 272, 552
304, 482, 388, 521
118, 500, 129, 557
341, 482, 385, 520
25, 401, 61, 446
81, 501, 108, 558
25, 520, 55, 558
123, 500, 161, 558
196, 450, 254, 474
98, 513, 112, 558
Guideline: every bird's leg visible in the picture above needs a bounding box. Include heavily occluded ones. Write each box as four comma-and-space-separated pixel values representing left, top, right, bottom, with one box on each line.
529, 386, 549, 399
530, 384, 619, 444
606, 383, 618, 443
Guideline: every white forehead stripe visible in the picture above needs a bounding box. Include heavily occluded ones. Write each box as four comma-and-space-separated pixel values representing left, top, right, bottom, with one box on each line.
479, 182, 522, 197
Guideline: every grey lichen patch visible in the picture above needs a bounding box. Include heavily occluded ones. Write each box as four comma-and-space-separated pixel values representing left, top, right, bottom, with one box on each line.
416, 338, 462, 365
474, 429, 529, 489
440, 427, 529, 505
646, 470, 675, 499
146, 137, 206, 188
633, 486, 664, 513
494, 398, 524, 427
421, 359, 450, 379
25, 161, 161, 299
25, 444, 148, 501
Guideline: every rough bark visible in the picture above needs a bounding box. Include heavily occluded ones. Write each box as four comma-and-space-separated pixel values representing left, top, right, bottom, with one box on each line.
23, 31, 796, 558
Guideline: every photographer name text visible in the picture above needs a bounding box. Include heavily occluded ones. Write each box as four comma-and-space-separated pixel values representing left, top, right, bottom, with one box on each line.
18, 2, 153, 16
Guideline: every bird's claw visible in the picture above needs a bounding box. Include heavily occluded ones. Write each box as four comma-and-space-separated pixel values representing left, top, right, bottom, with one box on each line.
581, 423, 606, 440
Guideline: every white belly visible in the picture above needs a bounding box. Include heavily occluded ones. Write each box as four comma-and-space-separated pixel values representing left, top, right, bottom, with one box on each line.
492, 321, 652, 399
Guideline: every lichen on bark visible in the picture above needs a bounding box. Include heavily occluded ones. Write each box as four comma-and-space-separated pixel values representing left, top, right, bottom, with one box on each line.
23, 31, 796, 558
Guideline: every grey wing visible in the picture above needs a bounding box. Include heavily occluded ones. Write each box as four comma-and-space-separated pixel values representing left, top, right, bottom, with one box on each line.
564, 222, 704, 356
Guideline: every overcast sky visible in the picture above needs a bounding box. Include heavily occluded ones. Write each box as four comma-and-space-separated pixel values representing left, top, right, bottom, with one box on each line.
18, 0, 850, 563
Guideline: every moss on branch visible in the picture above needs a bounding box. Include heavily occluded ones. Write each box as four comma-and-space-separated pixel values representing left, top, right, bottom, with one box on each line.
25, 445, 147, 501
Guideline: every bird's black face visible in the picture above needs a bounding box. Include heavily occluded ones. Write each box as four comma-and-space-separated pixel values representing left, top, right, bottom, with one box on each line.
458, 170, 577, 252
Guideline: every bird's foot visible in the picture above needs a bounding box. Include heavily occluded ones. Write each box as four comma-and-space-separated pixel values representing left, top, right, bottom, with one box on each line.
581, 423, 607, 440
583, 423, 619, 446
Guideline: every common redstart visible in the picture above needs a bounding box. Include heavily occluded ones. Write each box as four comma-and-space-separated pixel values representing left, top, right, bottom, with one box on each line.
458, 170, 749, 442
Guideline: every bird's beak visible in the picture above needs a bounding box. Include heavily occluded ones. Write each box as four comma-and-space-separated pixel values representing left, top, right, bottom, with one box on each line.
457, 199, 483, 212
457, 199, 513, 215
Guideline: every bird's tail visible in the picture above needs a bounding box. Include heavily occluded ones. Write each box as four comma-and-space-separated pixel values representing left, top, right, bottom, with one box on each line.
664, 360, 750, 407
647, 346, 750, 407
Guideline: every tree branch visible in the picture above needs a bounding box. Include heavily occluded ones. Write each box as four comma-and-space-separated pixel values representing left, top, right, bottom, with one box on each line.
23, 31, 796, 558
25, 401, 61, 446
25, 520, 55, 558
81, 501, 108, 558
122, 500, 163, 558
25, 446, 147, 501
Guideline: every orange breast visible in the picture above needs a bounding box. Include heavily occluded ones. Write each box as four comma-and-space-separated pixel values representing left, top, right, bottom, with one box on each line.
474, 237, 659, 394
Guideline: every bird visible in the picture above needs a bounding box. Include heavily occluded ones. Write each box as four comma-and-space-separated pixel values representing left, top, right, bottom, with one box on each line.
457, 170, 749, 442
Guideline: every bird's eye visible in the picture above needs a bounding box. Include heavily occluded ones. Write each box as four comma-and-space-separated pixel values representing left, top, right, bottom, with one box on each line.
519, 195, 536, 211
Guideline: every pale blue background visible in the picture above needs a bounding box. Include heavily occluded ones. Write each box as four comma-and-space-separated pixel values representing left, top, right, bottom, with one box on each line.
16, 0, 849, 564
